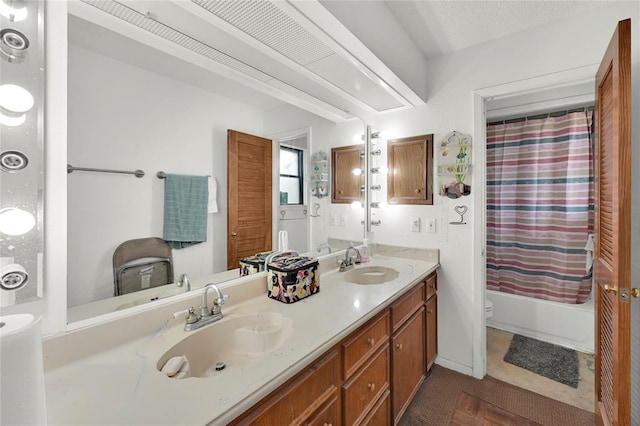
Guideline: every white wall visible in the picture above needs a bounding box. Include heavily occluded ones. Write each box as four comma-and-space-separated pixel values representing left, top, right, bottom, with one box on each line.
264, 108, 365, 251
269, 2, 640, 375
67, 43, 264, 307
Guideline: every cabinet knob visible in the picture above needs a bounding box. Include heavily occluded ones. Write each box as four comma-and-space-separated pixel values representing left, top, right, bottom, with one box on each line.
323, 423, 332, 426
427, 309, 433, 314
367, 383, 375, 392
338, 190, 343, 194
231, 232, 237, 237
396, 343, 403, 350
415, 188, 421, 193
367, 337, 375, 346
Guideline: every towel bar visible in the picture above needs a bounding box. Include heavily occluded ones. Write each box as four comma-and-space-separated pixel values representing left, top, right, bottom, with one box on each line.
67, 164, 144, 178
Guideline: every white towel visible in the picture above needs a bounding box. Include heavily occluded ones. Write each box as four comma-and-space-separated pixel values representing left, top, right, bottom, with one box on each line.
208, 177, 218, 214
584, 233, 595, 273
278, 230, 288, 251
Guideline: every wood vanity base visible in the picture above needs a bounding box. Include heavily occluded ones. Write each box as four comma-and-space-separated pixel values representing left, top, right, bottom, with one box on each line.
231, 272, 438, 426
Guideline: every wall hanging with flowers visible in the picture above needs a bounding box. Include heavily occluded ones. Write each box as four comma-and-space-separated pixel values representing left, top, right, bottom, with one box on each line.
437, 131, 471, 198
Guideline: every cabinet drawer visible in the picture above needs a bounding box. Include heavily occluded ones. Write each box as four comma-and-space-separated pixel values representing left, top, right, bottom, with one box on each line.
390, 282, 424, 331
342, 344, 390, 426
425, 273, 437, 300
342, 311, 389, 379
361, 390, 390, 426
237, 351, 339, 425
306, 395, 339, 426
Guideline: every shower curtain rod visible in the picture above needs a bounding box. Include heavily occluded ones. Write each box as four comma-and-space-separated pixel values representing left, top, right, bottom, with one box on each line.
487, 105, 594, 126
67, 164, 145, 178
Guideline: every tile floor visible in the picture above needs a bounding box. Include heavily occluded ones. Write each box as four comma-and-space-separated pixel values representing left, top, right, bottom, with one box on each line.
486, 327, 595, 413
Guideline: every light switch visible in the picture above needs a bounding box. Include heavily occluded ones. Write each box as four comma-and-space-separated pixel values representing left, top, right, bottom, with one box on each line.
427, 218, 436, 233
410, 217, 420, 232
339, 214, 347, 227
330, 214, 338, 226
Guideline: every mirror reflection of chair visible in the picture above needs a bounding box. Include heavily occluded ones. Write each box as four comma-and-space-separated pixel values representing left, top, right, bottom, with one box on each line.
113, 237, 173, 296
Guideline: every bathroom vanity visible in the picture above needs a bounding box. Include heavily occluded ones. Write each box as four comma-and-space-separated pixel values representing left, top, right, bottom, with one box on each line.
42, 246, 438, 425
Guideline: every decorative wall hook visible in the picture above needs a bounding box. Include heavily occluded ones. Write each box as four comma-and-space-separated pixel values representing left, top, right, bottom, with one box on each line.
450, 205, 468, 225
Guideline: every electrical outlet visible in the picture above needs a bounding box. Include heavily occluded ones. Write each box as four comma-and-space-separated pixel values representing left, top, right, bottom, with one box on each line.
330, 214, 338, 226
339, 214, 347, 227
410, 217, 420, 232
427, 218, 436, 233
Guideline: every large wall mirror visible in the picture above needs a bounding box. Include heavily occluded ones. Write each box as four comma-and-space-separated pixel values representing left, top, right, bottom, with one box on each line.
66, 5, 364, 323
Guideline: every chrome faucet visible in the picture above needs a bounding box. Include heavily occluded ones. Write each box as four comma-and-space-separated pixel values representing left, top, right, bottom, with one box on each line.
181, 283, 228, 331
176, 273, 191, 292
316, 242, 333, 254
340, 246, 361, 272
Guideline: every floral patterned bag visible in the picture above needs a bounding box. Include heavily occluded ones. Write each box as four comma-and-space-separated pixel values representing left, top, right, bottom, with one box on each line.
267, 256, 319, 303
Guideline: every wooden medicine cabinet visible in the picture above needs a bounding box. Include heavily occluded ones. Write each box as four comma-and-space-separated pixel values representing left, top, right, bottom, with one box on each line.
387, 134, 433, 205
331, 144, 364, 204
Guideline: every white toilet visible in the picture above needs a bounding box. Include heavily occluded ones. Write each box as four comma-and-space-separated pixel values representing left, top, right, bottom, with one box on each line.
485, 299, 494, 319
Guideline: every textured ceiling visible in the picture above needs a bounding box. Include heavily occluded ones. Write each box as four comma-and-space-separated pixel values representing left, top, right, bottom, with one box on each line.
384, 1, 612, 58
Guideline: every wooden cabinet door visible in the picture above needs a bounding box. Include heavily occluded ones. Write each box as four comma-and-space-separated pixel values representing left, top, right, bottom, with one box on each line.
391, 308, 425, 424
426, 295, 438, 371
387, 134, 433, 205
331, 144, 363, 203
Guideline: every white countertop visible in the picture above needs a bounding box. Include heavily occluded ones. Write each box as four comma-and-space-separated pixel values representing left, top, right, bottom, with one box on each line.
44, 254, 438, 425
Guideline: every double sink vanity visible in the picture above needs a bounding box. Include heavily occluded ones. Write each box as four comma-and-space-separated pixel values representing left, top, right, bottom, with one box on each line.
43, 245, 439, 425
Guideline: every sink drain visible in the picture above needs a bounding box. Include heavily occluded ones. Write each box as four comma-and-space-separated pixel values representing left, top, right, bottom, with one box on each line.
214, 362, 226, 372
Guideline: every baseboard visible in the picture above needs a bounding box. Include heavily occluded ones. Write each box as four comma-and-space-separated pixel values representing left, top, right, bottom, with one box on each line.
487, 321, 594, 354
435, 356, 474, 376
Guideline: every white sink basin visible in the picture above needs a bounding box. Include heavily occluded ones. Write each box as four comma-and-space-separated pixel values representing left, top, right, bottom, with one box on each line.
157, 312, 292, 378
344, 266, 399, 285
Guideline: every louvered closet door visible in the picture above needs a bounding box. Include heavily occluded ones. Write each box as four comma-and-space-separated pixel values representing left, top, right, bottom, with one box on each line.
594, 19, 632, 426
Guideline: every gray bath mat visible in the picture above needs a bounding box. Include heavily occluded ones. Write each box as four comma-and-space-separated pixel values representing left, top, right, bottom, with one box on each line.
504, 334, 579, 388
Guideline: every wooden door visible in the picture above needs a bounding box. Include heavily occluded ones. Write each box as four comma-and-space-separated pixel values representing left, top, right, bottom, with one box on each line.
227, 130, 272, 270
594, 18, 632, 426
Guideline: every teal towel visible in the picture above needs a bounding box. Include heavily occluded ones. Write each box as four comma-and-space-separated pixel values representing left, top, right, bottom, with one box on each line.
163, 174, 208, 249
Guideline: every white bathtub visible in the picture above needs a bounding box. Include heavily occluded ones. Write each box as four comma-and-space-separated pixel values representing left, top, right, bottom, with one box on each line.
486, 289, 594, 354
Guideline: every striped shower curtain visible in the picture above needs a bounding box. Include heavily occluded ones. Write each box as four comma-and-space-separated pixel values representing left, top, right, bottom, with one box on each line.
486, 111, 594, 304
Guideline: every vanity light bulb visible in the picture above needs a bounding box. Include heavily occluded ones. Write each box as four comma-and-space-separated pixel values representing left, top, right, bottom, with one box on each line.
0, 110, 25, 126
0, 1, 28, 22
352, 168, 362, 176
351, 201, 363, 209
0, 84, 34, 113
0, 208, 36, 235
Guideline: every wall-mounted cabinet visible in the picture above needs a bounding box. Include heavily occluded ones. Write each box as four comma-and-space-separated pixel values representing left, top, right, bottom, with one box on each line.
331, 144, 364, 204
387, 134, 433, 205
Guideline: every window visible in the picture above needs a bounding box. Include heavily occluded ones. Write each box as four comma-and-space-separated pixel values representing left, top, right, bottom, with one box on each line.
279, 146, 304, 205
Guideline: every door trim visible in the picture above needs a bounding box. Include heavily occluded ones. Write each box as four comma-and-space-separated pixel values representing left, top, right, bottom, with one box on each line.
472, 64, 599, 379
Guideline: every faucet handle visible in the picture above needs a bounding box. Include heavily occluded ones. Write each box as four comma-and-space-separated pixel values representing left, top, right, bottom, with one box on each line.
187, 307, 201, 324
